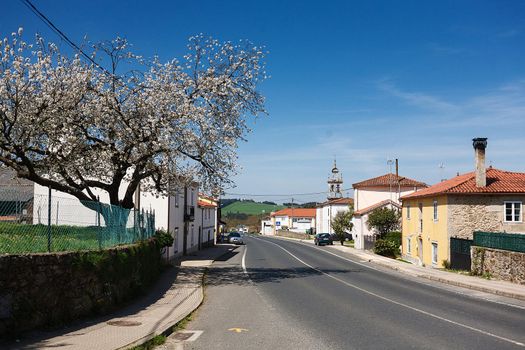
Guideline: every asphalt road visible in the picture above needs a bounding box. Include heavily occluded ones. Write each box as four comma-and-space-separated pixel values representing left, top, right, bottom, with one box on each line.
184, 235, 525, 350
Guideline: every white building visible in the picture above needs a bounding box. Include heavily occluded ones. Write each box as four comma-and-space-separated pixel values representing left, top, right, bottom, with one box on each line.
315, 161, 354, 234
25, 172, 215, 260
271, 208, 316, 234
316, 198, 354, 234
260, 218, 273, 235
351, 173, 427, 249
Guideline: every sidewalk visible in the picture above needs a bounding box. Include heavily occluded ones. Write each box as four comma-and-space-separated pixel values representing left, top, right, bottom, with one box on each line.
8, 245, 233, 350
272, 235, 525, 302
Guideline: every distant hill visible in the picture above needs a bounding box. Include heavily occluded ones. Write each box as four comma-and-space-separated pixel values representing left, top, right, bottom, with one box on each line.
222, 201, 285, 216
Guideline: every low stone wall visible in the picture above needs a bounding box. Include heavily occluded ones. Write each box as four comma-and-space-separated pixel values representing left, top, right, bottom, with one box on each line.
276, 230, 311, 240
0, 238, 164, 338
471, 246, 525, 285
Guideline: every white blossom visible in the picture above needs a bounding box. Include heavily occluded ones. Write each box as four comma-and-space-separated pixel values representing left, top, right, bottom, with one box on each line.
0, 31, 267, 208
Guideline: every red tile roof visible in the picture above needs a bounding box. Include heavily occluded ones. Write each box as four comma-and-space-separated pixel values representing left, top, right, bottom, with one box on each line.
198, 200, 217, 208
354, 199, 401, 216
401, 168, 525, 200
317, 197, 354, 207
353, 173, 427, 189
271, 208, 316, 218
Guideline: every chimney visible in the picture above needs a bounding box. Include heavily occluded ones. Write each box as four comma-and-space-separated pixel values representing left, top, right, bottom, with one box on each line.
472, 138, 487, 187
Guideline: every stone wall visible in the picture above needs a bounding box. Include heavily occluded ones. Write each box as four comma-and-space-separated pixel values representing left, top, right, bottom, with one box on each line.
471, 246, 525, 285
276, 230, 311, 240
0, 238, 163, 338
447, 195, 525, 239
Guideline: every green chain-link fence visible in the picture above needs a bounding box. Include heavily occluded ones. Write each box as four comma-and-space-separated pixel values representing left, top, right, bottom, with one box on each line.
474, 231, 525, 253
0, 188, 155, 254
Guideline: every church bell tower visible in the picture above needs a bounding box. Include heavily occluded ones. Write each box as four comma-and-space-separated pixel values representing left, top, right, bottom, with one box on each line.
327, 159, 343, 200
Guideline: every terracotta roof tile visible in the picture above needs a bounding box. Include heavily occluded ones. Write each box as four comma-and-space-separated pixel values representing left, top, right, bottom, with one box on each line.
317, 197, 354, 207
271, 208, 316, 218
353, 173, 427, 189
354, 199, 401, 216
401, 168, 525, 200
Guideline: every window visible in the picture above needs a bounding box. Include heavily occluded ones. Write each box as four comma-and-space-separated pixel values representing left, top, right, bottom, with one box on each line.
407, 204, 411, 220
406, 237, 411, 254
433, 200, 438, 221
175, 192, 179, 207
504, 202, 522, 222
431, 242, 438, 264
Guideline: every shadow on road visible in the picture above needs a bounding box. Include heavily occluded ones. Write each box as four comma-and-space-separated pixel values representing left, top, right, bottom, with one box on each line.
202, 265, 364, 287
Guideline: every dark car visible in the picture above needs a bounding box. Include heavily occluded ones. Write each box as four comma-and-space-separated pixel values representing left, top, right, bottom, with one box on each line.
219, 232, 230, 243
314, 233, 333, 246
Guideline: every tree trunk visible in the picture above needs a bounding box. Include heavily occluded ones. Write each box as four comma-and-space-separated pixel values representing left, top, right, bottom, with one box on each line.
81, 200, 132, 247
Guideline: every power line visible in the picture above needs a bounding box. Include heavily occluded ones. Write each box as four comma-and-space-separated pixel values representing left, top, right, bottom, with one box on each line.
223, 188, 353, 197
19, 0, 114, 77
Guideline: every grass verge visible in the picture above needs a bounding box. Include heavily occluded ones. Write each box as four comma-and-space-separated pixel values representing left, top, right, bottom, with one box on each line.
128, 334, 166, 350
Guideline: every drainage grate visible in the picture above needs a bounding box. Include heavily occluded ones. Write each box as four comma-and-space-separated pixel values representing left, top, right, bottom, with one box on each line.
107, 319, 142, 327
169, 330, 203, 343
172, 332, 195, 341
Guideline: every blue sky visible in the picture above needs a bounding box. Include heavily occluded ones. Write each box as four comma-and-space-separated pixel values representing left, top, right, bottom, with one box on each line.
3, 0, 525, 203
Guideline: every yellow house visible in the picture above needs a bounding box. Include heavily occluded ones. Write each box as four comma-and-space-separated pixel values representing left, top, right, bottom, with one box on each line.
401, 138, 525, 268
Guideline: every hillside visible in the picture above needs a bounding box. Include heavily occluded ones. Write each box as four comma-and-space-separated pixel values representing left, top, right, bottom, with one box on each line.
221, 201, 285, 216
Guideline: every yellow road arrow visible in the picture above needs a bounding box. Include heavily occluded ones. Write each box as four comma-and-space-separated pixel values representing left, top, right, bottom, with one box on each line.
228, 327, 249, 333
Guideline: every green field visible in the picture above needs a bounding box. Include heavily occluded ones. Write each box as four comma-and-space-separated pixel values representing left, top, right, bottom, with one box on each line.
222, 201, 285, 215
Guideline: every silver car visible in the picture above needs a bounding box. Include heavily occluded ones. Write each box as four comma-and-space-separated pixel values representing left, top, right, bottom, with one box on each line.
228, 232, 244, 245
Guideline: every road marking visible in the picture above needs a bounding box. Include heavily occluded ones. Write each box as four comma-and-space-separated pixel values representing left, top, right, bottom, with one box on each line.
241, 245, 248, 275
255, 237, 525, 348
259, 236, 525, 310
228, 327, 249, 333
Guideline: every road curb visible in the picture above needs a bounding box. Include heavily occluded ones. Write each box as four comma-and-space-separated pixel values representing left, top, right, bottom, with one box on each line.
118, 247, 234, 350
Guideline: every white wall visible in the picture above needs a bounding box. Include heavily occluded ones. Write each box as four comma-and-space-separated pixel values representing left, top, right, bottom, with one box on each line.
315, 204, 351, 234
33, 182, 202, 260
355, 187, 417, 211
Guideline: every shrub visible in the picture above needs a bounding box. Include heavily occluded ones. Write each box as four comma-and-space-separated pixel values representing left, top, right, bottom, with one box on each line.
384, 231, 401, 247
374, 239, 399, 258
154, 229, 174, 248
442, 259, 451, 269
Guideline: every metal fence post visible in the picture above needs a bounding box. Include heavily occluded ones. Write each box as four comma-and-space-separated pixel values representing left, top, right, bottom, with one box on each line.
47, 187, 52, 252
97, 197, 102, 249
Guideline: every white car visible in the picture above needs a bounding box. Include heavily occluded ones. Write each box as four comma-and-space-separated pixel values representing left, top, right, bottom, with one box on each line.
228, 232, 244, 245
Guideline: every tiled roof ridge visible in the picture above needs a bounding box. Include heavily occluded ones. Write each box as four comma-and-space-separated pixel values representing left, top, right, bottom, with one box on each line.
354, 199, 400, 216
352, 173, 427, 188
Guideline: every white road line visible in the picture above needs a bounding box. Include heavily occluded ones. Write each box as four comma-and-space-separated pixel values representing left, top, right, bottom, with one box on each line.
241, 245, 248, 275
255, 237, 525, 348
260, 236, 525, 311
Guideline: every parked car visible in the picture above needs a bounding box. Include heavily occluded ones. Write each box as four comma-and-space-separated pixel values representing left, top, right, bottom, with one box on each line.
314, 233, 333, 246
228, 232, 244, 245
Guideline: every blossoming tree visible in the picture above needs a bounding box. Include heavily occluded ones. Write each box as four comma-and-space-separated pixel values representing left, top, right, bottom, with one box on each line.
0, 29, 267, 213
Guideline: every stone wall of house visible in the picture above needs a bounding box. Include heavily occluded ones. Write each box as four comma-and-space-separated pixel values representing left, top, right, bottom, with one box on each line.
447, 195, 525, 240
471, 246, 525, 285
0, 239, 163, 338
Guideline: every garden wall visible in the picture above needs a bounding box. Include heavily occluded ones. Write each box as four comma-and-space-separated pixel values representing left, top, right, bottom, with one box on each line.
0, 238, 163, 338
471, 246, 525, 285
276, 230, 311, 240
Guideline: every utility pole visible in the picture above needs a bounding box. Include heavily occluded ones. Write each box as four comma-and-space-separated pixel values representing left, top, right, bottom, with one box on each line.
291, 197, 294, 230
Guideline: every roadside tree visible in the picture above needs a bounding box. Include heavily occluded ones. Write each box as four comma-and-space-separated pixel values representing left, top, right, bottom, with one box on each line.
331, 207, 354, 245
367, 207, 401, 239
0, 29, 267, 223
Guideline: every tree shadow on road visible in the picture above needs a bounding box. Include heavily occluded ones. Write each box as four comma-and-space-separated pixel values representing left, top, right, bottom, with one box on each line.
202, 265, 364, 287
